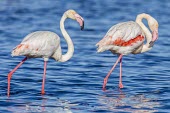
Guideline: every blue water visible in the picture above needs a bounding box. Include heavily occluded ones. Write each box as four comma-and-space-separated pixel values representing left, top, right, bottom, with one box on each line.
0, 0, 170, 112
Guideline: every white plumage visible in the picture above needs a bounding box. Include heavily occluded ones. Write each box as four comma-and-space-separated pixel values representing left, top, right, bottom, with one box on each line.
96, 21, 145, 55
12, 31, 62, 61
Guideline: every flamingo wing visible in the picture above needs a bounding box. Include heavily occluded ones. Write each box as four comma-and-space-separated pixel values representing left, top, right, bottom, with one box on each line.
96, 21, 145, 54
12, 31, 61, 58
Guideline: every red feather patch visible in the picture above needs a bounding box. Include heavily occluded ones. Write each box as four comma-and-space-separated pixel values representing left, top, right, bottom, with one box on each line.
113, 35, 144, 46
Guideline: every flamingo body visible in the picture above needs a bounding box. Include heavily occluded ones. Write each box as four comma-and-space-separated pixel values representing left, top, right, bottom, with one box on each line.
12, 31, 62, 61
96, 21, 145, 55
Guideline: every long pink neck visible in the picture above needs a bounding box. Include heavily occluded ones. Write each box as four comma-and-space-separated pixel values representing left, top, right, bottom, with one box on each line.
136, 13, 152, 53
59, 13, 74, 62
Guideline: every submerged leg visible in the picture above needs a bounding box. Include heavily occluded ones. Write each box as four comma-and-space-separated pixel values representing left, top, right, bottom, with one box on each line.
41, 61, 47, 95
119, 57, 123, 88
7, 57, 28, 97
103, 54, 123, 90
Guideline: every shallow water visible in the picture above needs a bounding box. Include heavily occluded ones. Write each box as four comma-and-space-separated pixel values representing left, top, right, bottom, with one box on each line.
0, 0, 170, 113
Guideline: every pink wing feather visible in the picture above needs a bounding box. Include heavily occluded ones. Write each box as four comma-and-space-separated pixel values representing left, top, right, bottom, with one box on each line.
12, 31, 60, 58
96, 21, 145, 54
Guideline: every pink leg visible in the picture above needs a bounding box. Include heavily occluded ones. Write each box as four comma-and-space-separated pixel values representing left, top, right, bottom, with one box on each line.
7, 57, 27, 97
41, 61, 47, 95
103, 54, 123, 90
119, 57, 123, 88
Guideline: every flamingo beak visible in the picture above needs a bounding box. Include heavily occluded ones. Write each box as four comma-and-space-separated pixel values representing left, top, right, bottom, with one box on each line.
74, 14, 84, 30
149, 29, 158, 48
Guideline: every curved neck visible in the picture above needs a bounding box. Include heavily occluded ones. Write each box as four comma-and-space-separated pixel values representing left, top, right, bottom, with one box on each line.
59, 13, 74, 62
136, 14, 152, 53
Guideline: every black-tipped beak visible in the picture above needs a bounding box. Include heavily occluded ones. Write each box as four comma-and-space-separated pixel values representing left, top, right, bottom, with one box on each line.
81, 21, 84, 30
149, 29, 158, 48
149, 41, 154, 48
74, 13, 84, 31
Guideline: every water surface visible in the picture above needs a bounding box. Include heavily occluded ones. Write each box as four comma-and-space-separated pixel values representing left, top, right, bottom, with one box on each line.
0, 0, 170, 113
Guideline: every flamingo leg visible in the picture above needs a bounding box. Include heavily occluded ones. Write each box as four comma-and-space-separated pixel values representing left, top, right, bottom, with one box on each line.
7, 57, 28, 97
119, 57, 123, 88
103, 54, 123, 90
41, 61, 47, 95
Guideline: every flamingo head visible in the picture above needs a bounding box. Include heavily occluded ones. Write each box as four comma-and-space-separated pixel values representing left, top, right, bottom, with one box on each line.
148, 17, 159, 47
66, 9, 84, 30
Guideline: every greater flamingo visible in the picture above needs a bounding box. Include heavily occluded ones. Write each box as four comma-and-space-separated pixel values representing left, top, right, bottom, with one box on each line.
7, 9, 84, 96
96, 13, 158, 90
